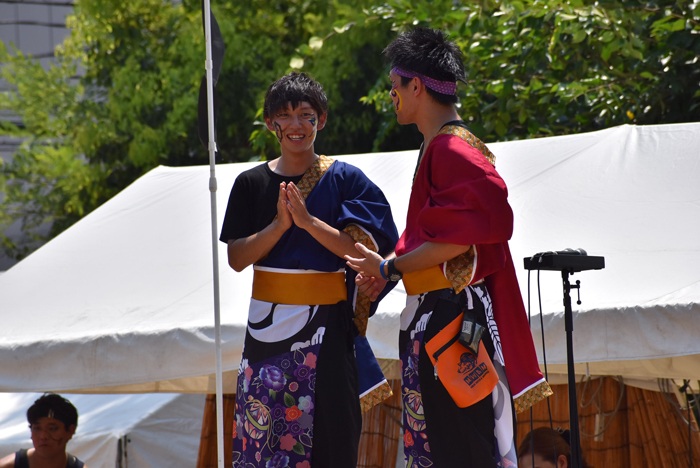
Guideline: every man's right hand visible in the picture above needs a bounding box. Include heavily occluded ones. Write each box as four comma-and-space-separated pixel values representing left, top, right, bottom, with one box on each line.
275, 182, 293, 232
226, 182, 293, 272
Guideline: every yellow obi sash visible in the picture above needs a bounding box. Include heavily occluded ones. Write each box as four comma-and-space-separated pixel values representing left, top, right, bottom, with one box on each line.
252, 267, 347, 305
402, 263, 483, 296
402, 265, 452, 296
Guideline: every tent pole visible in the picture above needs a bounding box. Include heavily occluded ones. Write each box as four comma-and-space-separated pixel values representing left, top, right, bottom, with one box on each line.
202, 0, 225, 467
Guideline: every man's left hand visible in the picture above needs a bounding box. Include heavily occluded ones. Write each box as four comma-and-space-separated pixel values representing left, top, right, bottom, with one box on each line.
355, 272, 387, 302
285, 182, 314, 230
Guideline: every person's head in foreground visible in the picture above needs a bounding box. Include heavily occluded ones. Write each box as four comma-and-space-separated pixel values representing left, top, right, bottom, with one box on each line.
518, 427, 593, 468
263, 71, 328, 158
383, 27, 466, 124
0, 393, 86, 468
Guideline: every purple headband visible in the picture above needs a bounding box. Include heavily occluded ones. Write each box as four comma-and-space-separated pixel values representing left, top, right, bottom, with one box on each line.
392, 67, 457, 95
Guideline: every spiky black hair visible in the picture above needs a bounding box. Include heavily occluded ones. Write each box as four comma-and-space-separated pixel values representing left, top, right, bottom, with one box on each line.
384, 28, 466, 105
263, 72, 328, 120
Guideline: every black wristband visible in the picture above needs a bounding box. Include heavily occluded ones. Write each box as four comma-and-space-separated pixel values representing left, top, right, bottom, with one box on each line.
387, 258, 403, 282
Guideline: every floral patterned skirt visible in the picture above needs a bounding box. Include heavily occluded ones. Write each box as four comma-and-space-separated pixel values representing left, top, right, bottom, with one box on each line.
398, 284, 517, 468
234, 300, 361, 468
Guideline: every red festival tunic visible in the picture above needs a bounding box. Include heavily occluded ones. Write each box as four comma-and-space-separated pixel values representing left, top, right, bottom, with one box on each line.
396, 128, 550, 411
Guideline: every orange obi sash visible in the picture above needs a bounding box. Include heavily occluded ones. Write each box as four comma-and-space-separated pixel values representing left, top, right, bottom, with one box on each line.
401, 265, 452, 296
252, 267, 347, 305
402, 264, 483, 296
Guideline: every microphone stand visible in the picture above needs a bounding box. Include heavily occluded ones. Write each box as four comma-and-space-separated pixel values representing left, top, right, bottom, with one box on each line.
524, 251, 605, 468
562, 269, 583, 468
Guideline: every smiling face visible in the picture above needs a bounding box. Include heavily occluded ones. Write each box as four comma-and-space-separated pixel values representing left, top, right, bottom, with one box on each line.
265, 101, 326, 158
30, 417, 75, 458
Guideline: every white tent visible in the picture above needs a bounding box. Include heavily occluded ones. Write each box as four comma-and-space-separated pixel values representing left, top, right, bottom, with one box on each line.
0, 122, 699, 394
0, 393, 205, 467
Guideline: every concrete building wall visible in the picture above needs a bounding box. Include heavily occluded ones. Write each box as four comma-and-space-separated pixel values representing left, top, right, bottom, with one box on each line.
0, 1, 74, 270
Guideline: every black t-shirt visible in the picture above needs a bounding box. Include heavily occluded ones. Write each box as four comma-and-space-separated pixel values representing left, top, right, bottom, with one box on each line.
219, 162, 304, 243
14, 449, 84, 468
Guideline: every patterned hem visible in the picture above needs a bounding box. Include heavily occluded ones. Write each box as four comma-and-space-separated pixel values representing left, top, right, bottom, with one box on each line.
360, 380, 393, 413
446, 246, 477, 294
513, 380, 553, 413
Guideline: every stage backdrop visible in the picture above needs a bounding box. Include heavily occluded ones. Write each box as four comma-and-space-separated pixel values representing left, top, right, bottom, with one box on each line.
0, 123, 699, 393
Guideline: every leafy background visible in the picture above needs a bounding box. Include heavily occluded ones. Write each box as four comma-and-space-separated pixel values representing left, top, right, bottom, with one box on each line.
1, 0, 698, 260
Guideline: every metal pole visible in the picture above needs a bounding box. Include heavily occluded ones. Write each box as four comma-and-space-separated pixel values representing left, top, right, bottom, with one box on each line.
562, 270, 582, 468
202, 0, 225, 466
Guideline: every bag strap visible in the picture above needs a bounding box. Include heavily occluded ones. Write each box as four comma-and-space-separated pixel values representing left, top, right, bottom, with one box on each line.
66, 453, 84, 468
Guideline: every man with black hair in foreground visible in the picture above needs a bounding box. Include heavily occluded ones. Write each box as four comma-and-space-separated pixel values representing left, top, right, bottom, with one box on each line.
0, 393, 87, 468
346, 28, 552, 467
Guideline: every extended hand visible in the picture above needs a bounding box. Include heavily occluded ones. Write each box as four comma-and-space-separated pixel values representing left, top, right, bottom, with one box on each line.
355, 272, 387, 302
345, 243, 384, 278
285, 182, 315, 230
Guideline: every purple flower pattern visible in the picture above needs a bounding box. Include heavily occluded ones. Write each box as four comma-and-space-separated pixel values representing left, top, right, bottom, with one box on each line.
297, 395, 314, 412
271, 404, 286, 420
272, 418, 288, 436
260, 365, 286, 391
288, 420, 303, 436
234, 346, 320, 468
293, 364, 311, 381
266, 451, 289, 468
297, 412, 313, 430
279, 358, 293, 371
400, 324, 432, 468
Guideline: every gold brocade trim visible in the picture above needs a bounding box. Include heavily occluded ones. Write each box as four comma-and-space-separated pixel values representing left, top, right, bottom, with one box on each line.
445, 246, 477, 294
296, 155, 335, 198
343, 224, 377, 336
436, 125, 496, 167
513, 380, 554, 414
412, 124, 495, 185
343, 224, 390, 412
360, 381, 393, 414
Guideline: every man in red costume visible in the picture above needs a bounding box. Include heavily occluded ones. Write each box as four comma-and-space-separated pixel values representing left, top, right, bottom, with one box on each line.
346, 28, 552, 468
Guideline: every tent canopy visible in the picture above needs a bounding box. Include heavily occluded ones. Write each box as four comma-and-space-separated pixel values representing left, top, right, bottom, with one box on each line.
0, 123, 698, 393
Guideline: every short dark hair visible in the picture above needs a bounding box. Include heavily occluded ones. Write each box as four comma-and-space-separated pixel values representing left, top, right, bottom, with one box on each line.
518, 427, 594, 468
27, 393, 78, 429
383, 27, 465, 105
263, 72, 328, 120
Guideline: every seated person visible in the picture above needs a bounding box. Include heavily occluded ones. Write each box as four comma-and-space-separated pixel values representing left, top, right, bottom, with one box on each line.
0, 393, 88, 468
518, 427, 593, 468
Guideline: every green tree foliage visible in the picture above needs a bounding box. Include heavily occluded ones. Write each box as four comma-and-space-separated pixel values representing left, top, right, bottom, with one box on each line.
0, 0, 399, 261
1, 0, 698, 261
0, 0, 204, 258
209, 0, 408, 161
362, 0, 700, 141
